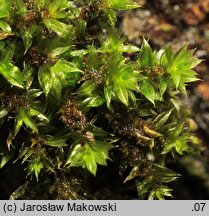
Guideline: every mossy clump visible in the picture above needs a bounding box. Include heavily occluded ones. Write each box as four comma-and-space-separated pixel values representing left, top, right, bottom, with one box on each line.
0, 0, 201, 199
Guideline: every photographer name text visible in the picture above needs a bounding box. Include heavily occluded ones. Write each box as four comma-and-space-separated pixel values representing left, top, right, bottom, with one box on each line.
3, 202, 117, 213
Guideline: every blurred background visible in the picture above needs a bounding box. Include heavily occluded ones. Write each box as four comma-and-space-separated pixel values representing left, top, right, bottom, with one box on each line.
122, 0, 209, 199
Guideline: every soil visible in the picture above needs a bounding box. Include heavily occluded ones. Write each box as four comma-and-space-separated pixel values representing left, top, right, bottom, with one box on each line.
122, 0, 209, 199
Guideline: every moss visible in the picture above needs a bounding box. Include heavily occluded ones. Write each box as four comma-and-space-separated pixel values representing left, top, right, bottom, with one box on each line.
0, 0, 202, 199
